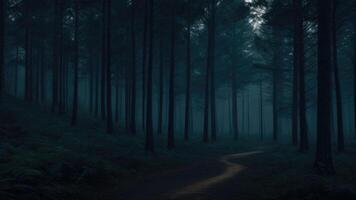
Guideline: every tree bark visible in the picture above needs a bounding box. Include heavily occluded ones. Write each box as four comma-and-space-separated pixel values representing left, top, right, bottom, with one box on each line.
105, 0, 113, 134
294, 0, 308, 153
145, 0, 154, 153
130, 0, 137, 135
184, 0, 192, 142
71, 1, 79, 126
0, 0, 4, 96
141, 0, 149, 130
332, 3, 344, 152
167, 0, 176, 149
314, 0, 335, 175
210, 0, 217, 142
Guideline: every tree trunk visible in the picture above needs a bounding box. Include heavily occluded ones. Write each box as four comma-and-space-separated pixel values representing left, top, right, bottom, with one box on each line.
210, 0, 217, 142
332, 3, 344, 152
142, 0, 149, 131
130, 0, 137, 135
24, 1, 32, 102
145, 0, 154, 153
291, 0, 300, 146
71, 1, 79, 126
167, 0, 176, 149
259, 78, 264, 140
314, 0, 335, 175
105, 0, 113, 134
101, 0, 107, 120
184, 0, 192, 142
14, 47, 19, 96
157, 28, 164, 136
0, 0, 4, 96
294, 0, 308, 153
231, 57, 238, 140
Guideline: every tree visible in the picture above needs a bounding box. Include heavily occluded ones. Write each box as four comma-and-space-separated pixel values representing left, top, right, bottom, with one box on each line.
130, 0, 137, 135
231, 26, 239, 140
71, 0, 80, 126
314, 0, 336, 175
0, 0, 4, 96
184, 0, 192, 142
141, 0, 149, 130
167, 0, 176, 150
145, 0, 154, 153
105, 0, 113, 134
332, 2, 344, 152
24, 0, 33, 102
294, 0, 308, 152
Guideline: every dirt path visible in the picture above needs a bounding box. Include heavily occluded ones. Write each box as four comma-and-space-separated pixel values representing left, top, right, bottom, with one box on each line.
114, 150, 265, 200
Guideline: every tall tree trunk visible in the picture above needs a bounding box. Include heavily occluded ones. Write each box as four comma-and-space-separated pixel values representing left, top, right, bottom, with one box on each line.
259, 78, 264, 140
52, 0, 59, 112
210, 0, 217, 142
142, 0, 149, 130
292, 0, 300, 146
0, 0, 4, 96
184, 0, 192, 142
130, 0, 137, 135
94, 60, 99, 117
332, 3, 344, 152
24, 1, 32, 102
231, 29, 238, 140
157, 28, 164, 135
272, 30, 280, 142
101, 0, 107, 120
167, 0, 176, 149
314, 0, 335, 175
105, 0, 113, 134
294, 0, 308, 153
14, 47, 19, 96
354, 8, 356, 140
71, 1, 79, 126
89, 50, 94, 113
58, 2, 64, 113
145, 0, 154, 153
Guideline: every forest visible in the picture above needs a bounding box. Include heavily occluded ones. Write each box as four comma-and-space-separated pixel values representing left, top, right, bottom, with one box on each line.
1, 0, 356, 199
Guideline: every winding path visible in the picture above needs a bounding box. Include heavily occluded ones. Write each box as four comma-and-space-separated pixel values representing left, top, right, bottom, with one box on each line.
170, 150, 264, 199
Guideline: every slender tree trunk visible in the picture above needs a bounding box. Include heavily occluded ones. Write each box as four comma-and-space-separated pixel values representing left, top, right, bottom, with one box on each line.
184, 0, 192, 142
314, 0, 335, 175
167, 0, 176, 149
52, 0, 59, 112
58, 2, 64, 113
145, 0, 154, 153
94, 60, 99, 117
354, 10, 356, 140
142, 0, 149, 130
157, 29, 164, 136
115, 62, 120, 122
105, 0, 113, 134
0, 0, 3, 96
259, 78, 264, 140
272, 30, 279, 142
231, 29, 238, 140
332, 3, 344, 152
89, 50, 94, 113
294, 0, 308, 153
40, 44, 45, 103
210, 0, 217, 142
71, 1, 79, 126
292, 0, 300, 146
24, 1, 32, 102
130, 0, 137, 135
14, 47, 19, 96
101, 0, 107, 120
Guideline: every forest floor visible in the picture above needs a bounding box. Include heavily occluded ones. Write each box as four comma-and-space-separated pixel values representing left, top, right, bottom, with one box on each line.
1, 96, 356, 200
